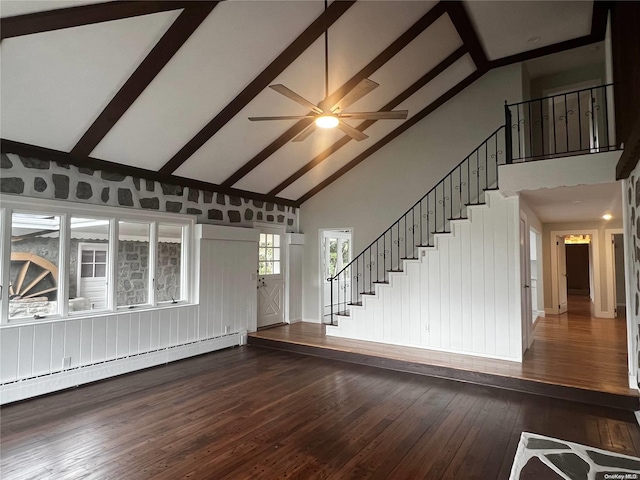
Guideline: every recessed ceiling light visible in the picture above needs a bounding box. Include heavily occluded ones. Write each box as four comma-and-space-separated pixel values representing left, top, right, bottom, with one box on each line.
528, 36, 541, 44
602, 214, 612, 220
572, 200, 583, 204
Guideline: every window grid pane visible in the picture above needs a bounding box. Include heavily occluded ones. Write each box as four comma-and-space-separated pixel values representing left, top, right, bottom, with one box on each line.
117, 221, 150, 307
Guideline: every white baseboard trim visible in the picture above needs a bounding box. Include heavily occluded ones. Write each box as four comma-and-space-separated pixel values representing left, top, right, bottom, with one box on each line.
629, 373, 638, 390
0, 334, 241, 405
544, 307, 557, 315
536, 310, 545, 318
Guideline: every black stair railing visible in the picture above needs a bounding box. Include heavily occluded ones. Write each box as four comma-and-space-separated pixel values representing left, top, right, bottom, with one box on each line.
505, 84, 617, 163
328, 126, 506, 324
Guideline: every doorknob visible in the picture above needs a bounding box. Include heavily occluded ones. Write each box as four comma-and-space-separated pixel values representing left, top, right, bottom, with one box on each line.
524, 285, 530, 288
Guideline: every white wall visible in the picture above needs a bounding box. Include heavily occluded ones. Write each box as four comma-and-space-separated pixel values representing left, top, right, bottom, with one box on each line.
499, 151, 621, 195
0, 224, 259, 403
300, 64, 524, 322
327, 192, 522, 361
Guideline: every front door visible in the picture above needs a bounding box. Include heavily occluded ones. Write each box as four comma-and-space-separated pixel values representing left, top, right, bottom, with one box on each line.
557, 236, 568, 314
257, 227, 285, 328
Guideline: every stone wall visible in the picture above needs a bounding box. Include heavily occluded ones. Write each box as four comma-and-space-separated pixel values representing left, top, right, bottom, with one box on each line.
1, 153, 297, 230
624, 164, 640, 389
116, 241, 181, 305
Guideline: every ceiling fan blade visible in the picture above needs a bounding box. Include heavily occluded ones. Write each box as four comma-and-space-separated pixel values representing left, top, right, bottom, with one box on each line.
328, 78, 379, 112
269, 84, 323, 114
248, 115, 315, 121
292, 123, 316, 142
337, 121, 368, 142
339, 110, 408, 120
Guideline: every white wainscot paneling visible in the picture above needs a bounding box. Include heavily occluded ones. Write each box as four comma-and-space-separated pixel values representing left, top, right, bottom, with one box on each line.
1, 224, 260, 403
328, 192, 523, 362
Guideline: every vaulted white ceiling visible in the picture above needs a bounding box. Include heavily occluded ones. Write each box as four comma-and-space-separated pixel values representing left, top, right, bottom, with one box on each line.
0, 0, 602, 206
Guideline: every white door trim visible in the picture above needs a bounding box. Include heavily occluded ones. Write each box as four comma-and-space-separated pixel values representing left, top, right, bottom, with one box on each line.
605, 228, 624, 319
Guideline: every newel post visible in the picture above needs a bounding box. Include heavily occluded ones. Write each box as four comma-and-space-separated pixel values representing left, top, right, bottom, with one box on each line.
504, 101, 513, 164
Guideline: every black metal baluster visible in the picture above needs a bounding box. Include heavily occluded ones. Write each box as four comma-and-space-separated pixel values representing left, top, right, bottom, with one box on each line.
564, 93, 569, 153
540, 99, 545, 158
603, 86, 609, 148
527, 102, 533, 159
552, 99, 557, 155
516, 106, 521, 159
578, 91, 583, 151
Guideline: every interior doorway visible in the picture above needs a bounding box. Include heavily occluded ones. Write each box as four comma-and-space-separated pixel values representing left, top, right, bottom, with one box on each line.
550, 230, 604, 316
320, 228, 352, 324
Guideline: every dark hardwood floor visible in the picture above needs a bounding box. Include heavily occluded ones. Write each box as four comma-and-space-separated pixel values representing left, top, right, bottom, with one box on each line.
1, 346, 639, 479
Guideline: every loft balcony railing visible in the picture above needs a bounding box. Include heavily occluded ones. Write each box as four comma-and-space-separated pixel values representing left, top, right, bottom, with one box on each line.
504, 84, 617, 163
328, 126, 506, 324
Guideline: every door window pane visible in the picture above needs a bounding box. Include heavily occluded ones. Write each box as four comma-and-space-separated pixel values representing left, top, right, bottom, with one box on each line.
9, 213, 60, 319
258, 233, 281, 275
118, 221, 150, 307
71, 217, 110, 313
157, 224, 183, 302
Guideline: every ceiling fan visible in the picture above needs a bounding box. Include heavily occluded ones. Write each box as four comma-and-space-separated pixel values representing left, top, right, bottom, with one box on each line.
248, 1, 408, 142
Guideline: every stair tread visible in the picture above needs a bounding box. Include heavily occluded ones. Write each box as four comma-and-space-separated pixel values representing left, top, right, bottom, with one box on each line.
447, 216, 468, 221
348, 302, 363, 307
387, 269, 403, 273
465, 202, 486, 206
373, 281, 389, 284
400, 257, 418, 260
432, 230, 451, 235
360, 291, 376, 295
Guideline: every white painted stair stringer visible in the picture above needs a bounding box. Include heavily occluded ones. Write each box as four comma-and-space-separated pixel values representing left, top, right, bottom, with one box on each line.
327, 191, 522, 362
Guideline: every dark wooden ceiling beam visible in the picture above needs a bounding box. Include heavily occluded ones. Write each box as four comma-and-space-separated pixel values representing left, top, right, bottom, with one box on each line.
296, 0, 611, 203
221, 1, 448, 188
1, 139, 300, 208
488, 1, 610, 69
446, 1, 488, 70
0, 1, 204, 40
296, 69, 485, 204
269, 46, 467, 196
158, 0, 357, 176
616, 114, 640, 180
71, 4, 217, 158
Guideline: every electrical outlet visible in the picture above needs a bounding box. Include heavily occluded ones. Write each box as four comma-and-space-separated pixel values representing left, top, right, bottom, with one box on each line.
421, 250, 426, 257
62, 357, 71, 369
225, 325, 230, 334
423, 325, 430, 332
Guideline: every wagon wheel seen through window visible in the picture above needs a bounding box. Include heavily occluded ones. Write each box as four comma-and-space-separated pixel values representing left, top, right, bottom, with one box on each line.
9, 252, 58, 300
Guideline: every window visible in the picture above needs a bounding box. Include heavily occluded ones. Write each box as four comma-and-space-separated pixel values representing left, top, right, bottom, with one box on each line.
324, 233, 351, 280
71, 217, 110, 313
117, 221, 151, 307
258, 233, 281, 275
156, 224, 184, 303
9, 213, 61, 319
1, 196, 194, 322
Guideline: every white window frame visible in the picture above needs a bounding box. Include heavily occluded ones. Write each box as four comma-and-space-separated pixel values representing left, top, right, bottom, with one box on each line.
0, 195, 196, 324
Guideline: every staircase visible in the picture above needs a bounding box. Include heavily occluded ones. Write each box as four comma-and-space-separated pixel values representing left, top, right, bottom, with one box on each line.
326, 84, 618, 362
327, 126, 506, 319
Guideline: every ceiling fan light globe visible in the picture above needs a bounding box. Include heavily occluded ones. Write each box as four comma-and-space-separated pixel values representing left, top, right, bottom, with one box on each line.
315, 115, 339, 129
